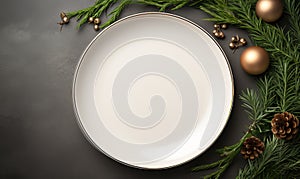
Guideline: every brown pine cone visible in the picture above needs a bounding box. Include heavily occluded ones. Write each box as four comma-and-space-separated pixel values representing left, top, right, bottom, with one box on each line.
271, 112, 299, 140
240, 136, 265, 160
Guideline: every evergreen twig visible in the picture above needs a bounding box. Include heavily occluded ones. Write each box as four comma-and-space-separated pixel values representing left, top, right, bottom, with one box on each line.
192, 133, 251, 179
237, 137, 300, 179
61, 0, 206, 29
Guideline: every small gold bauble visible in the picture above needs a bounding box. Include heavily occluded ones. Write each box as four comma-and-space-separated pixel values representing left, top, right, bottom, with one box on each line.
62, 16, 69, 24
213, 24, 220, 28
214, 32, 220, 37
88, 17, 94, 23
219, 31, 225, 38
229, 42, 236, 49
256, 0, 283, 22
239, 38, 247, 45
60, 12, 67, 19
231, 36, 238, 42
221, 24, 227, 29
94, 24, 100, 31
94, 17, 101, 25
240, 46, 270, 75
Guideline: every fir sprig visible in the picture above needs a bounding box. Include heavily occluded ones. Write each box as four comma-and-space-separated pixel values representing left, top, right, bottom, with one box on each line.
100, 0, 132, 28
240, 77, 276, 135
66, 0, 119, 28
237, 137, 300, 179
285, 0, 300, 46
63, 0, 205, 29
138, 0, 189, 11
192, 133, 250, 179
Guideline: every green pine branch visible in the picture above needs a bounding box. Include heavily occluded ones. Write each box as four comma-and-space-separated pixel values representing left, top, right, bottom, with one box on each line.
240, 76, 276, 135
285, 0, 300, 46
66, 0, 119, 28
138, 0, 187, 11
192, 133, 251, 179
237, 137, 300, 179
63, 0, 206, 29
100, 0, 133, 28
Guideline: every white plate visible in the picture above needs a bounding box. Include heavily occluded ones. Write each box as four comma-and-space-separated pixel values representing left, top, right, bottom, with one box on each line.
73, 12, 234, 169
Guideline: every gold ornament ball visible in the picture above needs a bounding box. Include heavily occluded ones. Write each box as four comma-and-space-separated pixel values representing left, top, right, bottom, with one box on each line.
213, 24, 220, 28
221, 24, 227, 29
94, 17, 101, 25
239, 38, 247, 45
231, 36, 238, 42
88, 17, 94, 23
94, 24, 100, 31
62, 16, 69, 24
214, 32, 220, 37
218, 31, 225, 38
240, 46, 270, 75
229, 42, 236, 49
256, 0, 283, 22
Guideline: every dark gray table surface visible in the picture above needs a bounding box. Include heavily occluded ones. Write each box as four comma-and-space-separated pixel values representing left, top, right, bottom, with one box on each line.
0, 1, 257, 178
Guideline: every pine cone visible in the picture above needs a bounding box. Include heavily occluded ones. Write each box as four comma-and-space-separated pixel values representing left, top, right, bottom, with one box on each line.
240, 136, 265, 160
271, 112, 299, 140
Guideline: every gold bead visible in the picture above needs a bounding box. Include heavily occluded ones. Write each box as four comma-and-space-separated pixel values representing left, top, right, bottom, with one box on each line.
62, 16, 69, 24
88, 17, 94, 23
221, 24, 227, 29
94, 24, 100, 31
240, 38, 247, 45
229, 42, 236, 49
60, 12, 67, 19
231, 36, 238, 42
212, 29, 217, 34
219, 31, 225, 38
213, 24, 220, 28
214, 32, 220, 37
94, 17, 101, 25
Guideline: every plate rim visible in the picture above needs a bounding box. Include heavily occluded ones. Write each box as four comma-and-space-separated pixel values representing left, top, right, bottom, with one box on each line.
72, 11, 235, 170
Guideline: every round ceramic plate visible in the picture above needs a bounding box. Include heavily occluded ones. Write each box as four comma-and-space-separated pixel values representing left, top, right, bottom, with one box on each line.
73, 12, 234, 169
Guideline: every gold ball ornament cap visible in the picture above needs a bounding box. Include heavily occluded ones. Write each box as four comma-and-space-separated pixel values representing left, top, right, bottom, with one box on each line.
256, 0, 283, 22
240, 46, 270, 75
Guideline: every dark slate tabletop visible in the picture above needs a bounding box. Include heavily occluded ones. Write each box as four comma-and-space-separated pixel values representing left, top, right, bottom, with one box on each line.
0, 1, 256, 178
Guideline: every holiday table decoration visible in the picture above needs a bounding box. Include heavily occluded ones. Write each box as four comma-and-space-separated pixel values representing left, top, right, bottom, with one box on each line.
60, 0, 300, 178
